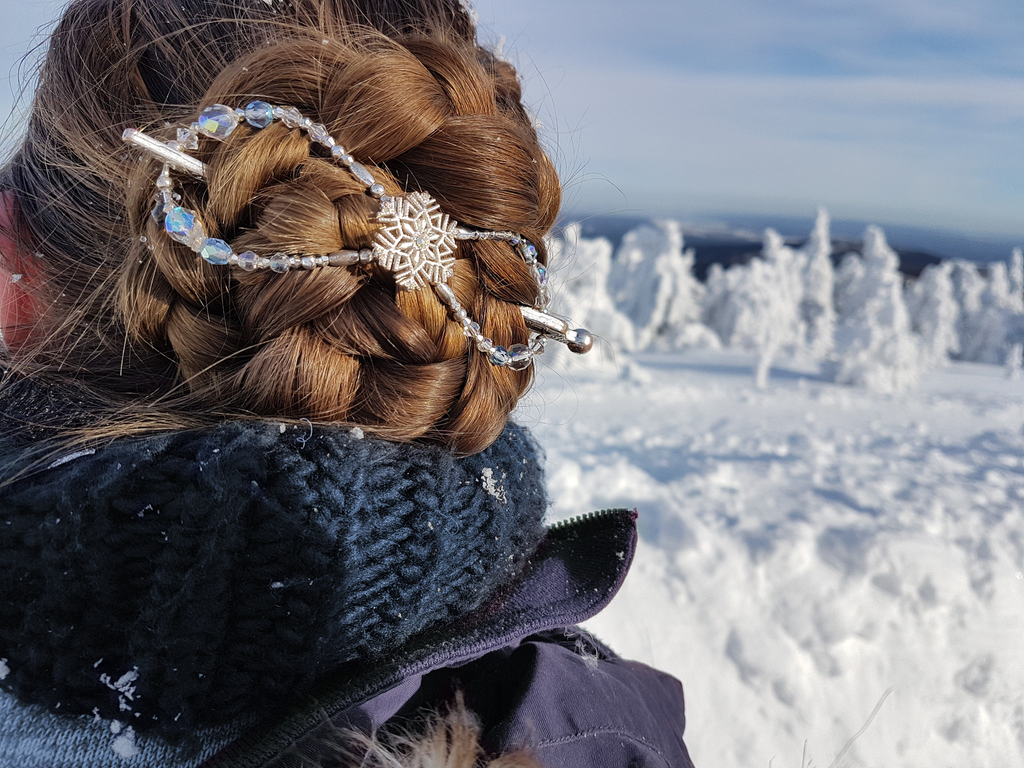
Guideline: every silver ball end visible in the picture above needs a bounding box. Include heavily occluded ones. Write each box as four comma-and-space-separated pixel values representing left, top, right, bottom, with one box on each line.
565, 327, 594, 354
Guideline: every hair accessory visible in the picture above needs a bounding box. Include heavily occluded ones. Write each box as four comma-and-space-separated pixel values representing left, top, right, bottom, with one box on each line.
123, 102, 593, 368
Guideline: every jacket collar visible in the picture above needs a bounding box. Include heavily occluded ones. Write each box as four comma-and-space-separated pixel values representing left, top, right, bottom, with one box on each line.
202, 509, 638, 768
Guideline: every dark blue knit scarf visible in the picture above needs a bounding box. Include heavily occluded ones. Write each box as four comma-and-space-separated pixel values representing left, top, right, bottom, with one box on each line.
0, 399, 547, 737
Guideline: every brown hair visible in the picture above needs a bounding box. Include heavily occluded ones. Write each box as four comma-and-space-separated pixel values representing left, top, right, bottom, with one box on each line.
0, 0, 560, 455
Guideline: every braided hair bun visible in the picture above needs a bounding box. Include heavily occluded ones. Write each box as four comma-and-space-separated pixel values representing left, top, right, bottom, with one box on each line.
2, 1, 561, 454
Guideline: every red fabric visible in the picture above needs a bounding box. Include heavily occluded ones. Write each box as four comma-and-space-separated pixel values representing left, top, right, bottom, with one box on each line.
0, 193, 42, 348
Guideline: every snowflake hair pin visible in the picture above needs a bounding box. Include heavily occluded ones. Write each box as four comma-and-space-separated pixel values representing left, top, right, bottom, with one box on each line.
123, 102, 593, 368
374, 193, 457, 291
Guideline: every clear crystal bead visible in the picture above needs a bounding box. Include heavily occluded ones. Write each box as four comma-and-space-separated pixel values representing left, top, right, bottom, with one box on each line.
176, 128, 199, 150
535, 265, 547, 285
489, 345, 512, 367
269, 253, 291, 273
280, 107, 303, 129
307, 123, 330, 143
507, 344, 533, 370
537, 285, 550, 308
196, 104, 240, 140
164, 207, 201, 245
200, 238, 232, 266
150, 195, 164, 224
244, 100, 274, 129
237, 251, 258, 271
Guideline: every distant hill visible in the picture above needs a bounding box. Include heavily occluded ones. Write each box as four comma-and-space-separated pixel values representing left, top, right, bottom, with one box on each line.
564, 213, 1021, 280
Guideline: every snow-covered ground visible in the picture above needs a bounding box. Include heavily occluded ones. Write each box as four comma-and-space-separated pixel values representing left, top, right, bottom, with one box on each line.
522, 349, 1024, 768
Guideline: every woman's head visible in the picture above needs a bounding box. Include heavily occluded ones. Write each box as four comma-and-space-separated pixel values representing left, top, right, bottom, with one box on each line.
0, 0, 561, 454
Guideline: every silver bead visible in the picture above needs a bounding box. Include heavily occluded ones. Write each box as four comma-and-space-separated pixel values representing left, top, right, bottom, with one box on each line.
348, 161, 376, 186
455, 307, 468, 321
301, 256, 316, 270
327, 250, 359, 266
565, 327, 594, 354
435, 283, 457, 305
369, 183, 386, 198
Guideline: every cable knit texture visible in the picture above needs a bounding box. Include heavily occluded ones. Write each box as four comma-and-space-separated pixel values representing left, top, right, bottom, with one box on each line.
0, 392, 547, 737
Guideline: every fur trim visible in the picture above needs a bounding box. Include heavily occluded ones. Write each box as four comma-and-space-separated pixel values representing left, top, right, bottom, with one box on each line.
292, 697, 541, 768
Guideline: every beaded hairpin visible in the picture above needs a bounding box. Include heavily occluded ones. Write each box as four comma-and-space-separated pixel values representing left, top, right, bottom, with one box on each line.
122, 102, 593, 369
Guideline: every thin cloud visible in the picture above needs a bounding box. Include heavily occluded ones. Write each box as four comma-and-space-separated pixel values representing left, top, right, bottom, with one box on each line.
473, 0, 1024, 237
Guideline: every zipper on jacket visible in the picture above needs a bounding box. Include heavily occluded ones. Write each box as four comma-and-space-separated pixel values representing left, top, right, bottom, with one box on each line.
548, 507, 635, 532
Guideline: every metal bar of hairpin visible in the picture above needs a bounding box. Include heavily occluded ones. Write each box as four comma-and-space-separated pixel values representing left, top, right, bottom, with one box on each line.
122, 127, 592, 352
123, 129, 208, 178
520, 306, 594, 353
520, 306, 569, 338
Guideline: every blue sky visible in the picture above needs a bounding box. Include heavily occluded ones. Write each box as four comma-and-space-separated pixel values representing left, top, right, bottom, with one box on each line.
470, 0, 1024, 240
1, 1, 1022, 240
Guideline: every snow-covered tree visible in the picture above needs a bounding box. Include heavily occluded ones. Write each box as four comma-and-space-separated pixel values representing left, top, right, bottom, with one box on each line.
548, 224, 636, 352
1009, 248, 1023, 311
823, 226, 920, 392
906, 261, 959, 368
799, 208, 835, 358
948, 260, 986, 362
607, 221, 708, 350
954, 259, 1024, 365
701, 229, 805, 387
1006, 343, 1023, 380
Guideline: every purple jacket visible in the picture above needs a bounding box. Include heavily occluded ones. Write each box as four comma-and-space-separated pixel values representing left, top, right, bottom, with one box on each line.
202, 510, 696, 768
